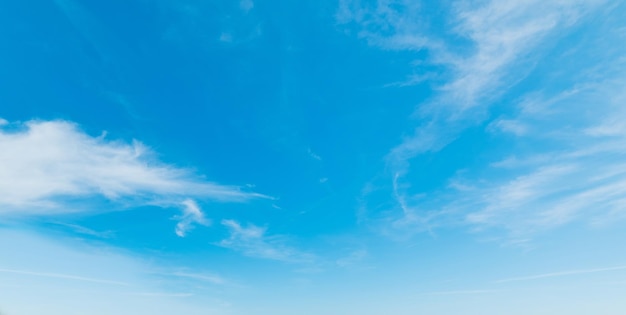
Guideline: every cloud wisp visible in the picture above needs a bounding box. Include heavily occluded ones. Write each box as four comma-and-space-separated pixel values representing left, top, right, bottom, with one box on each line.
0, 119, 269, 235
495, 265, 626, 284
219, 219, 314, 263
174, 199, 210, 237
0, 268, 130, 286
164, 271, 227, 286
380, 76, 626, 238
343, 0, 621, 238
0, 229, 231, 315
382, 0, 603, 169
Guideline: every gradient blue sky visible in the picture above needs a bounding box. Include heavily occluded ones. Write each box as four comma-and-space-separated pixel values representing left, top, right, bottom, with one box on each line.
2, 0, 626, 314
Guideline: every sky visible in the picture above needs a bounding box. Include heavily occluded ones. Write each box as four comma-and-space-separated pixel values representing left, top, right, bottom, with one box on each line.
1, 0, 626, 314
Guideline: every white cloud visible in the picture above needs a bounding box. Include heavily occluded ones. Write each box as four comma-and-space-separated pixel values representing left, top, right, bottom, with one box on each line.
174, 199, 210, 237
344, 0, 612, 237
386, 0, 601, 166
0, 119, 271, 237
461, 62, 626, 232
339, 0, 603, 163
461, 145, 626, 233
0, 119, 267, 217
442, 1, 606, 108
0, 118, 8, 126
425, 75, 626, 236
219, 219, 313, 263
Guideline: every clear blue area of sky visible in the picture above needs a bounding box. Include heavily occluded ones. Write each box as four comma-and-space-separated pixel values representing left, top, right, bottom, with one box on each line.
1, 1, 626, 314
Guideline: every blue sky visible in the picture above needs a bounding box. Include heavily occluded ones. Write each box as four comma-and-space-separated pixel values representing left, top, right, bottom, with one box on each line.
1, 0, 626, 314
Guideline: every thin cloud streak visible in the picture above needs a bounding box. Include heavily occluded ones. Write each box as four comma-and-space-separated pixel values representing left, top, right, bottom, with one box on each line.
0, 268, 130, 286
495, 265, 626, 283
426, 289, 498, 296
124, 292, 194, 298
166, 271, 227, 285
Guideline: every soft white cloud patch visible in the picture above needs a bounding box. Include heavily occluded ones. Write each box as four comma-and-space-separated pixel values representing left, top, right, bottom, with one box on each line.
219, 219, 313, 263
0, 119, 266, 216
174, 199, 210, 237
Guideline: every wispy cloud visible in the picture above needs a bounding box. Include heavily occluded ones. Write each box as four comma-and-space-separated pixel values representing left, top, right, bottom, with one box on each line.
174, 199, 210, 237
0, 268, 130, 286
426, 289, 498, 296
343, 0, 618, 238
219, 219, 313, 263
337, 0, 430, 52
495, 265, 626, 283
307, 148, 322, 161
0, 229, 231, 315
458, 73, 626, 233
390, 80, 626, 236
463, 158, 626, 232
488, 119, 528, 136
50, 222, 115, 239
157, 270, 227, 286
0, 119, 267, 214
124, 292, 193, 298
383, 0, 603, 167
437, 1, 595, 108
0, 119, 270, 237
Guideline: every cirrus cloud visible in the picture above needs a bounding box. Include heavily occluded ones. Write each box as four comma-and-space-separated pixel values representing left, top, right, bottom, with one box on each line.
0, 119, 269, 236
